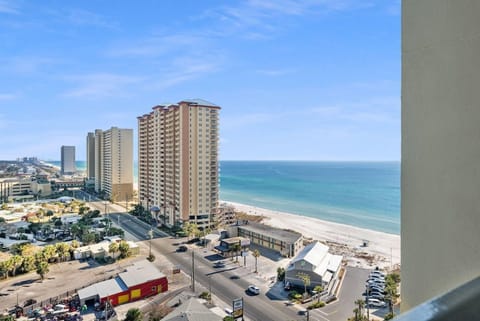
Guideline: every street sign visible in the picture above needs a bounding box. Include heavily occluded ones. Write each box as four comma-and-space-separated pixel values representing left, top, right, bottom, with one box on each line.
232, 297, 243, 319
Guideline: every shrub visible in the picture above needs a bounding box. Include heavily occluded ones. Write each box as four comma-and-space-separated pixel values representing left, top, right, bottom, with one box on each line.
288, 290, 302, 301
307, 301, 325, 310
199, 291, 211, 300
147, 254, 156, 262
384, 312, 394, 320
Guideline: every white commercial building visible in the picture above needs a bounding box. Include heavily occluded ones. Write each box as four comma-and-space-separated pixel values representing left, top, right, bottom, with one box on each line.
285, 241, 342, 293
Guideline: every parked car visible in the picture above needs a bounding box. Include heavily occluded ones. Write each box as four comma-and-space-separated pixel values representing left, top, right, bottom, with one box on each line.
224, 308, 233, 316
370, 270, 385, 277
23, 299, 37, 307
247, 285, 260, 295
176, 245, 188, 252
213, 261, 225, 268
368, 285, 385, 292
367, 298, 386, 308
367, 279, 385, 286
369, 293, 385, 301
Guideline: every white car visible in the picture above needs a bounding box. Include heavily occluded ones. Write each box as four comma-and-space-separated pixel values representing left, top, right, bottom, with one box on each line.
224, 308, 233, 315
248, 285, 260, 295
367, 298, 386, 308
370, 271, 385, 277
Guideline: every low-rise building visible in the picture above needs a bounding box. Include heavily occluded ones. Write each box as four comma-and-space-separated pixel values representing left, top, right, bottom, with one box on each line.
73, 239, 139, 260
214, 204, 236, 227
285, 241, 343, 293
214, 236, 250, 258
77, 260, 168, 306
235, 222, 303, 258
162, 298, 223, 321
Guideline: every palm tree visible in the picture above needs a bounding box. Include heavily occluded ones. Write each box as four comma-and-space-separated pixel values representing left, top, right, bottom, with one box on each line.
109, 242, 119, 260
3, 258, 14, 279
10, 255, 23, 277
354, 299, 365, 319
0, 260, 10, 279
42, 244, 57, 262
35, 260, 49, 280
124, 308, 143, 321
314, 285, 324, 302
297, 272, 311, 297
118, 241, 131, 259
252, 249, 260, 273
55, 242, 70, 262
20, 256, 36, 273
231, 243, 241, 262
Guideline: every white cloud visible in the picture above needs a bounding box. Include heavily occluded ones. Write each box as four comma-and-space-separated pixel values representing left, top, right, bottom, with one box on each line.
150, 54, 223, 90
0, 93, 17, 100
256, 68, 295, 76
108, 34, 204, 57
3, 56, 59, 74
311, 96, 400, 123
0, 0, 19, 14
62, 73, 144, 98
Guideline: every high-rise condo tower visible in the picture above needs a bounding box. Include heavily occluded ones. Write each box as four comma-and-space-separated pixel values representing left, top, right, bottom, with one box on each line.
137, 99, 220, 229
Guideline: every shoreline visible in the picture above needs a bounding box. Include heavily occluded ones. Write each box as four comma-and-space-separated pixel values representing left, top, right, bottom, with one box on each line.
222, 200, 401, 270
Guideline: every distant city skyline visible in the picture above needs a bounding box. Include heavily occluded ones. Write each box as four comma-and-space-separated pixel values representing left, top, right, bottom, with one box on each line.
0, 0, 400, 161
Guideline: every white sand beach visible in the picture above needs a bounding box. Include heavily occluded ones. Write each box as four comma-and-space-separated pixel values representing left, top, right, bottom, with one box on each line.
223, 201, 401, 270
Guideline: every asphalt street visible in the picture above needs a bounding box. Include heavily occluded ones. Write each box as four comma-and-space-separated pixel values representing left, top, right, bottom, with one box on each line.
97, 205, 303, 321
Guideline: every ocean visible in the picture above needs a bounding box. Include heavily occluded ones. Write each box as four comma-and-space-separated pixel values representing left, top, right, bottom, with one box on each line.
45, 160, 400, 234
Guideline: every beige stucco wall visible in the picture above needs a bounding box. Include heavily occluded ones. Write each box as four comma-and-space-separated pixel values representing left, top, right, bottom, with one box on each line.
402, 0, 480, 311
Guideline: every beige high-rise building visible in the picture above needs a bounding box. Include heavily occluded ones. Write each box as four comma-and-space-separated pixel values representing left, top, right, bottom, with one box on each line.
87, 127, 133, 202
137, 99, 220, 229
402, 0, 480, 312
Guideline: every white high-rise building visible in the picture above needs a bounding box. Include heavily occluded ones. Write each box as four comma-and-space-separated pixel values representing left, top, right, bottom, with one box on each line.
137, 99, 220, 229
60, 145, 76, 175
86, 127, 133, 202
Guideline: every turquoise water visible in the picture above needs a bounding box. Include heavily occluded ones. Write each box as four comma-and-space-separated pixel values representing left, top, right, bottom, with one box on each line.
219, 161, 400, 235
45, 160, 400, 234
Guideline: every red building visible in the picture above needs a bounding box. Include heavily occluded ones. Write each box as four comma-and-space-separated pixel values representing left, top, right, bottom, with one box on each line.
78, 261, 168, 306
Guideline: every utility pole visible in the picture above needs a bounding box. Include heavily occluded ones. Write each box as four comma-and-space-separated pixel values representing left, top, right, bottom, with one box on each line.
191, 249, 195, 292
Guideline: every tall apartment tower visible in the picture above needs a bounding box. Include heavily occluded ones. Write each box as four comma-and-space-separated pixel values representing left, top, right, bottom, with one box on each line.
402, 0, 480, 311
86, 132, 95, 179
60, 145, 76, 175
86, 127, 134, 202
137, 99, 220, 229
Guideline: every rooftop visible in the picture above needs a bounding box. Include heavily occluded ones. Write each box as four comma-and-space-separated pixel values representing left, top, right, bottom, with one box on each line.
238, 222, 303, 243
162, 298, 223, 321
118, 260, 166, 288
180, 99, 219, 107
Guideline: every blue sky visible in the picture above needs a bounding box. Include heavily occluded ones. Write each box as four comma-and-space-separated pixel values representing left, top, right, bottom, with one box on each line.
0, 0, 400, 161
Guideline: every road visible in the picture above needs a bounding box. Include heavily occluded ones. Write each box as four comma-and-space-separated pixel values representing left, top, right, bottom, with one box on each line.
93, 203, 303, 321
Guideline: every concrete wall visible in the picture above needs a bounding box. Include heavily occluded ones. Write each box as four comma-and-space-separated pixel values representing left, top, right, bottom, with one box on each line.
402, 0, 480, 311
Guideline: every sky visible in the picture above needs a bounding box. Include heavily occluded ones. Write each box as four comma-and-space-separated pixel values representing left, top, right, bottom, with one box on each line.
0, 0, 400, 161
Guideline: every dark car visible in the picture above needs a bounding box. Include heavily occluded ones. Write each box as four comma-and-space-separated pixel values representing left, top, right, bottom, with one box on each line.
23, 299, 37, 307
176, 245, 188, 252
